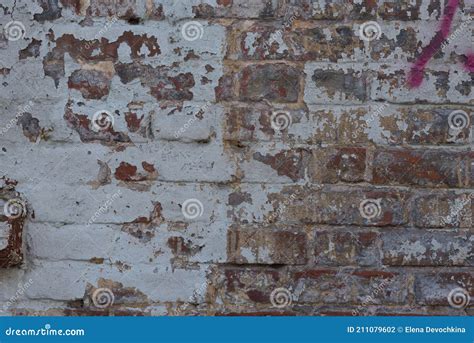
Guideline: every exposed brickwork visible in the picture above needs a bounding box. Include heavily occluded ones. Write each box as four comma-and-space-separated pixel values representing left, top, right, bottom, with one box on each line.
0, 0, 472, 316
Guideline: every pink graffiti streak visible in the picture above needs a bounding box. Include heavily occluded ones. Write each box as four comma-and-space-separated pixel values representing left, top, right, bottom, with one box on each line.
407, 0, 460, 88
465, 53, 474, 72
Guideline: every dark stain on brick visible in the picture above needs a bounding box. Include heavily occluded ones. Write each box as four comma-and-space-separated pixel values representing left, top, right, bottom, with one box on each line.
201, 76, 212, 85
115, 31, 161, 59
217, 0, 232, 6
68, 69, 112, 99
141, 162, 155, 174
228, 191, 252, 206
17, 113, 41, 143
246, 289, 269, 303
240, 63, 300, 102
371, 28, 418, 60
115, 62, 194, 102
19, 39, 42, 60
146, 2, 164, 20
34, 0, 62, 22
184, 50, 199, 61
192, 4, 216, 18
122, 202, 164, 243
43, 32, 161, 88
89, 257, 104, 264
122, 224, 155, 243
59, 0, 82, 14
167, 236, 203, 256
253, 148, 311, 181
43, 51, 65, 88
114, 161, 158, 182
455, 79, 472, 96
115, 162, 138, 182
312, 69, 367, 101
215, 74, 234, 101
124, 112, 144, 132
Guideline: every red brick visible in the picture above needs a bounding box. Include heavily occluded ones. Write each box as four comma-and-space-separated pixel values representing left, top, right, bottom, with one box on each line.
372, 148, 473, 188
239, 63, 302, 103
314, 230, 380, 266
312, 147, 366, 183
227, 227, 307, 265
280, 186, 410, 227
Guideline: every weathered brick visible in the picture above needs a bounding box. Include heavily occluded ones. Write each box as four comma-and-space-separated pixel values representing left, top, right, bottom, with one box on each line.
415, 271, 473, 307
281, 187, 410, 226
227, 226, 307, 265
239, 63, 302, 103
214, 267, 284, 308
311, 147, 367, 183
372, 148, 473, 188
382, 229, 473, 266
227, 23, 364, 62
371, 66, 473, 104
412, 192, 473, 228
61, 0, 164, 20
222, 104, 320, 143
305, 64, 368, 104
277, 0, 472, 21
314, 230, 380, 266
292, 268, 409, 304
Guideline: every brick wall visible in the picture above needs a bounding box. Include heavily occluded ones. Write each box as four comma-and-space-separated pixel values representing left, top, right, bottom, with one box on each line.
0, 0, 472, 316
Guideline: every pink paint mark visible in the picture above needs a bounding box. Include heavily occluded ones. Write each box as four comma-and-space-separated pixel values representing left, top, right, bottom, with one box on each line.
407, 0, 459, 88
464, 53, 474, 72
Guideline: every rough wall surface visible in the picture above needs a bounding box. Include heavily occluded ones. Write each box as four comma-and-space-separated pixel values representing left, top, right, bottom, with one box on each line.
0, 0, 472, 316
